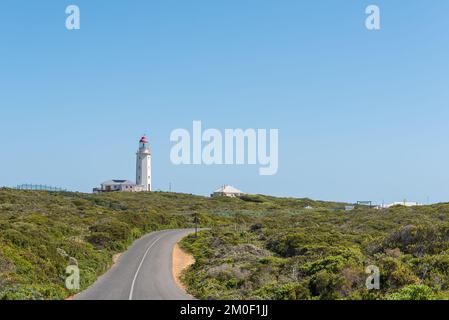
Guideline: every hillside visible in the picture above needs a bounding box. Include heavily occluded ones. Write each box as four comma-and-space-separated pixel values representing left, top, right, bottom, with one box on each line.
2, 188, 449, 300
0, 188, 338, 299
181, 203, 449, 300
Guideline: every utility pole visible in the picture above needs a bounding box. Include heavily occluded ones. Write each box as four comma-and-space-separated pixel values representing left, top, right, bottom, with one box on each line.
193, 213, 200, 237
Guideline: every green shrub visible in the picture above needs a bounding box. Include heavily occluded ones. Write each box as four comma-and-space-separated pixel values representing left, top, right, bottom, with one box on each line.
387, 285, 438, 300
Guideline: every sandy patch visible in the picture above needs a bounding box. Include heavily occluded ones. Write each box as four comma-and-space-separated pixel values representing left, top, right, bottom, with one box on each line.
172, 244, 195, 291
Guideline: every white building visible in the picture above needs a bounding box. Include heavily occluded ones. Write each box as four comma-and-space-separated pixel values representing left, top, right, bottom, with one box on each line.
211, 185, 246, 198
93, 136, 152, 193
94, 180, 146, 193
385, 201, 421, 208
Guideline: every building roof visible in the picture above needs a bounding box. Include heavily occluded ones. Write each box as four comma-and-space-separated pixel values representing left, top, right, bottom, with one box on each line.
101, 180, 136, 186
386, 201, 421, 208
214, 185, 244, 194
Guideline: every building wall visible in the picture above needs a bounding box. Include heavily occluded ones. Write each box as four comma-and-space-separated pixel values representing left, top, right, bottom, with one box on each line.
212, 192, 244, 198
94, 183, 146, 193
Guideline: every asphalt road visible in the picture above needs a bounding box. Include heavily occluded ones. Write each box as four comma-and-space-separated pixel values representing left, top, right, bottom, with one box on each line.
76, 229, 197, 300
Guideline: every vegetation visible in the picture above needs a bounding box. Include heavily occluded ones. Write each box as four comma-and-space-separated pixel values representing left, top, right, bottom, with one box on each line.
2, 188, 449, 300
0, 189, 334, 300
180, 201, 449, 300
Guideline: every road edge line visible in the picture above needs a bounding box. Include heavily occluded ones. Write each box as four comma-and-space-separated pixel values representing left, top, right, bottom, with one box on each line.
128, 236, 163, 300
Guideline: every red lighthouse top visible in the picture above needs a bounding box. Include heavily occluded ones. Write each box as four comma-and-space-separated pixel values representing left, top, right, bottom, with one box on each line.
140, 135, 148, 144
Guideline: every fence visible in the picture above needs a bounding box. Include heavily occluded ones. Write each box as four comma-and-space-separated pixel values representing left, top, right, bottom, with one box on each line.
14, 184, 67, 192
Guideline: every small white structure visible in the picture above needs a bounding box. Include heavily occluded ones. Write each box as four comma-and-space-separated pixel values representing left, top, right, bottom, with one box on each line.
211, 185, 246, 198
385, 201, 421, 208
93, 135, 152, 193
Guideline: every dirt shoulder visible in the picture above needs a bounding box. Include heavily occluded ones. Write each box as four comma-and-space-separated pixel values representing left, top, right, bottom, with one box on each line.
172, 243, 195, 292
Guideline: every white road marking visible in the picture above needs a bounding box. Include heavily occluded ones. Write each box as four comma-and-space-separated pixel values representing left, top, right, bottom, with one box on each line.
128, 235, 163, 300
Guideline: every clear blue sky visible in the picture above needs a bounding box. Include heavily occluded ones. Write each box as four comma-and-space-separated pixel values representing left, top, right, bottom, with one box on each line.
1, 1, 449, 204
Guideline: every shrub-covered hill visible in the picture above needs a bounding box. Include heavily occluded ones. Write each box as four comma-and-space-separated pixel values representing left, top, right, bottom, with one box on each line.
180, 203, 449, 300
0, 188, 339, 300
7, 187, 449, 301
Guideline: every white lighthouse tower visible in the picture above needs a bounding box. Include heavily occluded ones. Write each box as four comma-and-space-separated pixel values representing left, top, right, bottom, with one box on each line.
136, 135, 152, 191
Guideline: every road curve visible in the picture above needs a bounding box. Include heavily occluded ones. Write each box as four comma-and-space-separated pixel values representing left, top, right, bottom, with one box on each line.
76, 229, 196, 300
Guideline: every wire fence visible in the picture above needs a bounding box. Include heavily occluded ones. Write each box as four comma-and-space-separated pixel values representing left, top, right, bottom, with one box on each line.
13, 184, 67, 192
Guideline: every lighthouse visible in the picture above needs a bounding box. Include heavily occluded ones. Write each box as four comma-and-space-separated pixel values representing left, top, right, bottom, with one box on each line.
136, 135, 152, 191
92, 135, 153, 193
